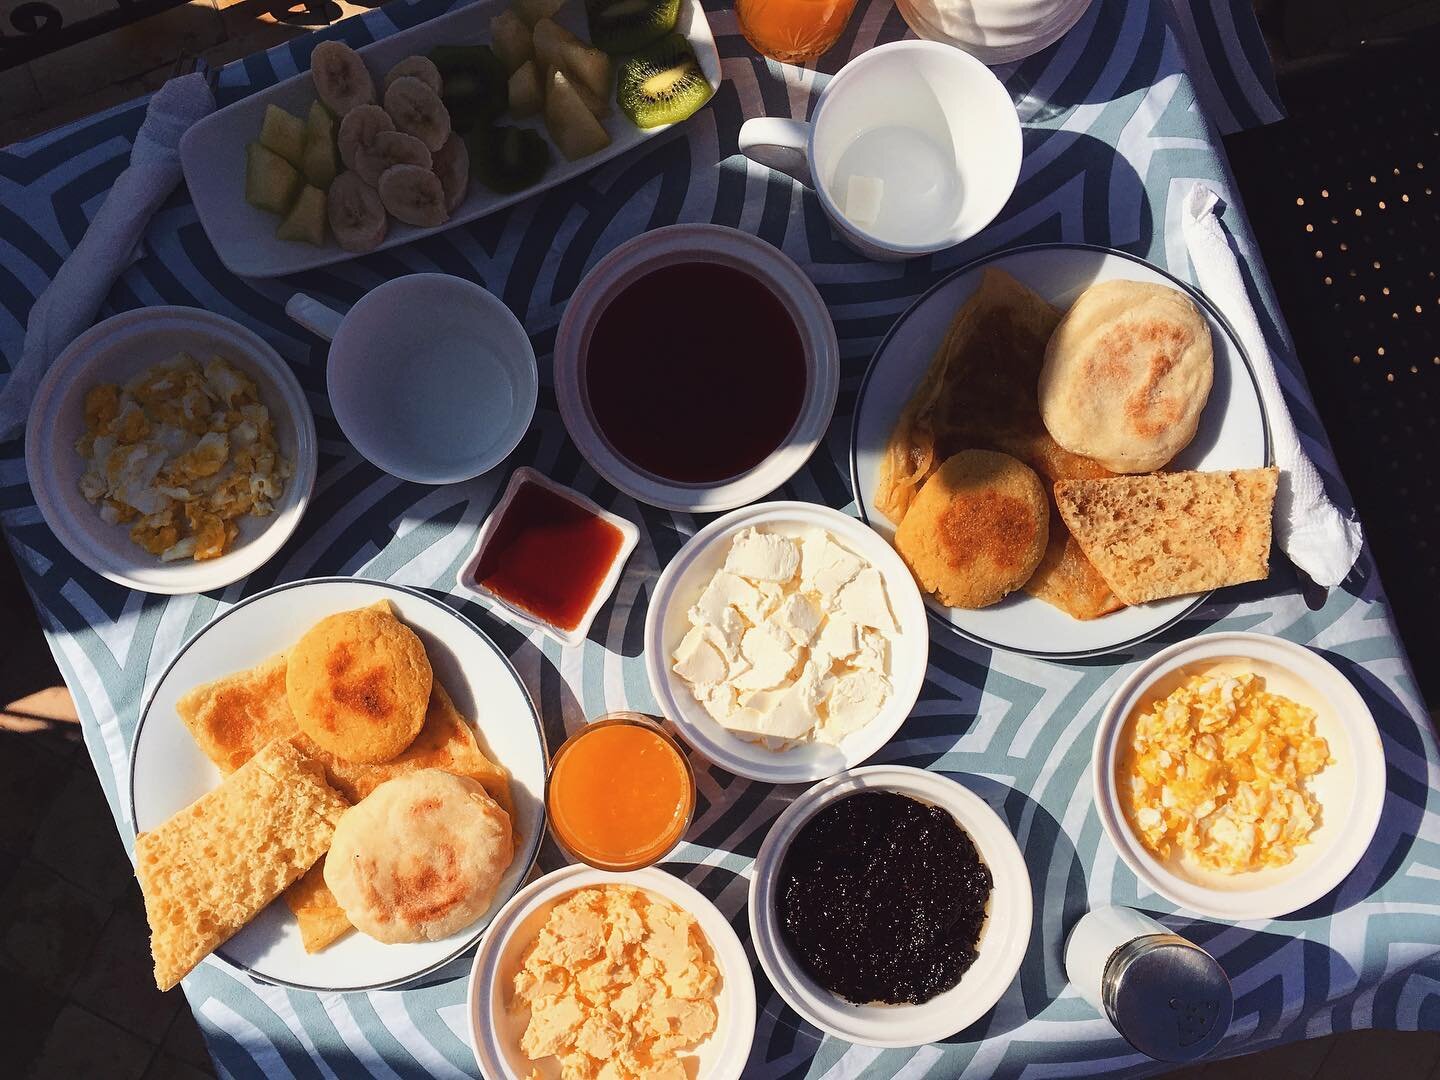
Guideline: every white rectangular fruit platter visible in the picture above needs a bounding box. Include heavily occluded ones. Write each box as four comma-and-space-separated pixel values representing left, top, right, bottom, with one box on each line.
179, 0, 718, 279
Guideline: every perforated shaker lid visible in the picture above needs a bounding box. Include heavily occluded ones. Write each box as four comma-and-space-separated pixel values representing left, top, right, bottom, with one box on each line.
1103, 934, 1233, 1063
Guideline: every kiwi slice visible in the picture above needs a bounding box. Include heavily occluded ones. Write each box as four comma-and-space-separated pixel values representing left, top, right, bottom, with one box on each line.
427, 45, 509, 133
617, 35, 713, 130
466, 125, 552, 193
585, 0, 680, 55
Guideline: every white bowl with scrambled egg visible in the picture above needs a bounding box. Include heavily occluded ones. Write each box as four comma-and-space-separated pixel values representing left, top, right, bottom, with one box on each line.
1093, 631, 1386, 921
26, 307, 316, 594
467, 863, 756, 1080
644, 501, 929, 784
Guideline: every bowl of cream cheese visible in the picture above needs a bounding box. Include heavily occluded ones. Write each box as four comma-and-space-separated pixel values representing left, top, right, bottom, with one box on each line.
643, 500, 928, 783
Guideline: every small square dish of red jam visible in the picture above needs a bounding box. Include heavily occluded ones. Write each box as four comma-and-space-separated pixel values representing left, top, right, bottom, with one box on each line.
459, 468, 638, 646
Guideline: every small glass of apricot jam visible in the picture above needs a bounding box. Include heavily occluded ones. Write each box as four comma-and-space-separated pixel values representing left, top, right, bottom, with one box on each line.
546, 713, 697, 871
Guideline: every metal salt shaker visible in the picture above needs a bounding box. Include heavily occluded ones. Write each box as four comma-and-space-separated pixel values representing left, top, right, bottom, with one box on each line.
1064, 906, 1233, 1063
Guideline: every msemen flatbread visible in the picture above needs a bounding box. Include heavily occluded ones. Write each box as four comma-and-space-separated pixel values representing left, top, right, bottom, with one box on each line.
1055, 467, 1278, 604
175, 651, 295, 774
876, 269, 1123, 619
135, 739, 349, 989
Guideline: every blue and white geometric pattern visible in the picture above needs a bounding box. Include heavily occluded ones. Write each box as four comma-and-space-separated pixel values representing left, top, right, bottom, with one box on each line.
2, 1, 1433, 1077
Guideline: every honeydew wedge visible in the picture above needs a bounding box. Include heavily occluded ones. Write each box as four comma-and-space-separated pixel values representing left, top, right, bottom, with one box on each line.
532, 17, 585, 72
276, 184, 327, 245
543, 68, 611, 160
545, 64, 610, 119
245, 142, 302, 215
301, 101, 339, 190
558, 39, 613, 101
258, 104, 307, 168
491, 9, 534, 72
509, 61, 544, 117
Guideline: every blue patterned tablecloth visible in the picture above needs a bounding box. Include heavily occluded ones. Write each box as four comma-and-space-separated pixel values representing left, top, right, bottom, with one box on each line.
2, 0, 1435, 1076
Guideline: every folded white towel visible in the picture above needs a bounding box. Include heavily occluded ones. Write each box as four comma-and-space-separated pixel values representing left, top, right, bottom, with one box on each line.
0, 73, 215, 443
1180, 182, 1363, 589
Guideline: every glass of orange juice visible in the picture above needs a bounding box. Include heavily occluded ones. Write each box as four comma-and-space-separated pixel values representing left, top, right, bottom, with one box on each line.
546, 712, 696, 871
736, 0, 861, 64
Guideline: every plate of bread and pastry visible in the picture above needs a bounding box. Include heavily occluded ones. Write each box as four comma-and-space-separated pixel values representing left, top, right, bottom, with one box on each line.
852, 243, 1273, 659
127, 577, 547, 992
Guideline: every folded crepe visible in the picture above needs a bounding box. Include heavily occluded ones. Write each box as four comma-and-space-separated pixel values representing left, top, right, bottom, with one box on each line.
877, 269, 1124, 619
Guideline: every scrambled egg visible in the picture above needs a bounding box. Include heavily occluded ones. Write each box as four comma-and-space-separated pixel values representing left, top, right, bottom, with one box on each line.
512, 885, 720, 1080
76, 354, 292, 562
1123, 671, 1332, 873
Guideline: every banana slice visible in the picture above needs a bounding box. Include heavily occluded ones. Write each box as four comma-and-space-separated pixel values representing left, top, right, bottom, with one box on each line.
355, 130, 433, 188
338, 104, 394, 173
310, 41, 376, 116
378, 164, 449, 228
383, 55, 443, 95
383, 76, 452, 153
328, 171, 388, 252
431, 133, 470, 212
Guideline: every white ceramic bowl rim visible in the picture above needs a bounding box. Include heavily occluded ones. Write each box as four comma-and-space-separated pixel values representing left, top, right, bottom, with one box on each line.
467, 863, 757, 1080
554, 224, 839, 512
807, 40, 1022, 255
24, 305, 317, 595
1092, 631, 1388, 921
325, 273, 538, 485
643, 501, 929, 784
748, 765, 1033, 1048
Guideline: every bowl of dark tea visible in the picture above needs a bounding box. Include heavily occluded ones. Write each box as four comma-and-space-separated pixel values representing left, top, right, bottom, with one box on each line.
554, 224, 838, 512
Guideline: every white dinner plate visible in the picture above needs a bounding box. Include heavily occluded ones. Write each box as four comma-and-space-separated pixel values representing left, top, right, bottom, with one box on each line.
468, 864, 756, 1080
180, 0, 719, 278
850, 243, 1271, 660
128, 577, 548, 992
644, 502, 928, 784
25, 306, 317, 596
749, 766, 1032, 1047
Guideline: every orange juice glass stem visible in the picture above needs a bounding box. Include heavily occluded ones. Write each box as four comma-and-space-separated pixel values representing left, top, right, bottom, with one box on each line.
546, 713, 696, 872
736, 0, 860, 64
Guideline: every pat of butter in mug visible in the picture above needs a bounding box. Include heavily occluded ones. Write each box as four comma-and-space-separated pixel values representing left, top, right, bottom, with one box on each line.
843, 175, 885, 228
671, 527, 897, 746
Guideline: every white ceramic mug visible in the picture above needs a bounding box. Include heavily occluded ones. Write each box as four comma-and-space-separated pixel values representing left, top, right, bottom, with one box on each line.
737, 40, 1022, 260
286, 273, 537, 485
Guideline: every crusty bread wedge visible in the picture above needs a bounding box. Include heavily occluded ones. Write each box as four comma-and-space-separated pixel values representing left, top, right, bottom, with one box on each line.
135, 739, 350, 989
1054, 467, 1278, 605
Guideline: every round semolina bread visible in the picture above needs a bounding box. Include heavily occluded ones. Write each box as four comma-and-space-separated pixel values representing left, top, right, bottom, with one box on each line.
285, 603, 432, 764
895, 449, 1049, 609
324, 769, 513, 943
1038, 279, 1213, 473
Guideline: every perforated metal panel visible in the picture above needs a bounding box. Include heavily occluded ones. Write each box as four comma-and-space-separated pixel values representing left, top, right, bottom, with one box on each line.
1225, 28, 1439, 702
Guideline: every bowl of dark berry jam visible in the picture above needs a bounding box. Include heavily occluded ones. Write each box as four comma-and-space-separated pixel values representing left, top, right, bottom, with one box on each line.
554, 224, 839, 513
748, 765, 1032, 1047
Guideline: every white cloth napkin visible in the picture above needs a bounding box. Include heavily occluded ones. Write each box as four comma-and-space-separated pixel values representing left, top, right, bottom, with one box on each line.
1180, 182, 1363, 588
0, 73, 215, 444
